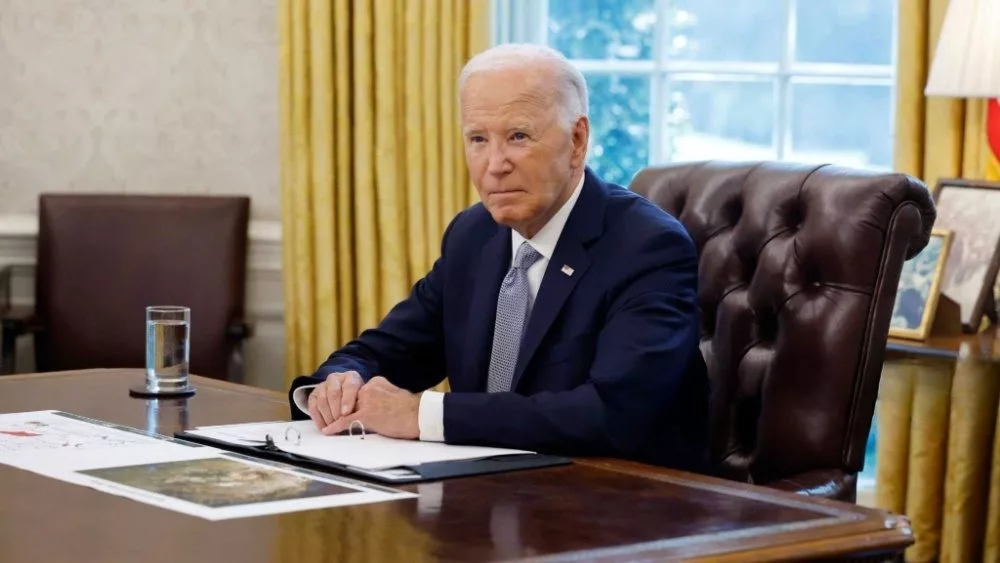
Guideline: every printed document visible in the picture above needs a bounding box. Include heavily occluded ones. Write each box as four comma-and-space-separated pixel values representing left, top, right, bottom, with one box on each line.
185, 419, 536, 470
0, 410, 415, 520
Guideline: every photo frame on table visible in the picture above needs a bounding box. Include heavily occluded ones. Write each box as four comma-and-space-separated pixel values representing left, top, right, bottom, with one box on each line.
889, 229, 954, 340
930, 179, 1000, 332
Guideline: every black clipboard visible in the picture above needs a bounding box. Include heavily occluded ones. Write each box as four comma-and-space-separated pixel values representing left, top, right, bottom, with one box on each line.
174, 430, 572, 484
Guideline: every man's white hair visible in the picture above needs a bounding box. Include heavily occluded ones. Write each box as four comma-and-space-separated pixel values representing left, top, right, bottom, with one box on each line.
458, 43, 589, 129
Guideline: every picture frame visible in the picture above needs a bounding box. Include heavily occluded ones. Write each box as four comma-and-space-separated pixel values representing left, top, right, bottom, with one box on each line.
930, 179, 1000, 332
889, 228, 954, 340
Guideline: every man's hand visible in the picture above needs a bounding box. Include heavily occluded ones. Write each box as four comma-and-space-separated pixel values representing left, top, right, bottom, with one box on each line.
307, 371, 365, 431
323, 376, 421, 439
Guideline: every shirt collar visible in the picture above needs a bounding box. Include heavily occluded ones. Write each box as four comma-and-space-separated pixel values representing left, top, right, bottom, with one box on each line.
511, 172, 586, 261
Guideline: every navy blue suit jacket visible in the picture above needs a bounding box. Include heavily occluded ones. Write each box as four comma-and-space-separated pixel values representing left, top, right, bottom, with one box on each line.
290, 169, 709, 471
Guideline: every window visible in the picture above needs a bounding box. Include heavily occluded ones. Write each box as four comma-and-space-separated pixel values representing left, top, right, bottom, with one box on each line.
494, 0, 897, 186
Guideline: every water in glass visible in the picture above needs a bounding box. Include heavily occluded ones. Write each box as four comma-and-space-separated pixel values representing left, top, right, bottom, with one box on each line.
146, 317, 190, 391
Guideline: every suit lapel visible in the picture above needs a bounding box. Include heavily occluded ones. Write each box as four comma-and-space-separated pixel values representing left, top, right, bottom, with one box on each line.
463, 225, 511, 391
510, 169, 607, 391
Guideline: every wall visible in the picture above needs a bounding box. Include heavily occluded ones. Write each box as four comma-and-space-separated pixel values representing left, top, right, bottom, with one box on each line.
0, 0, 286, 390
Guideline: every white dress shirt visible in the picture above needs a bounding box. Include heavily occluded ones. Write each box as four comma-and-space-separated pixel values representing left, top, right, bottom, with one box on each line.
293, 173, 587, 441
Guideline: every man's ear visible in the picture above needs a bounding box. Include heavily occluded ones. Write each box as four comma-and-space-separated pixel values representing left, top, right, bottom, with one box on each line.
570, 116, 590, 168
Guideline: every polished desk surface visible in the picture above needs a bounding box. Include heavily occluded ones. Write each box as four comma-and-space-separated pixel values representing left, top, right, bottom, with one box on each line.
0, 370, 912, 562
887, 327, 1000, 361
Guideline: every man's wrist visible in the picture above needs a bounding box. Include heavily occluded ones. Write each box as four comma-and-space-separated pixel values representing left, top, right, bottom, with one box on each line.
417, 390, 446, 442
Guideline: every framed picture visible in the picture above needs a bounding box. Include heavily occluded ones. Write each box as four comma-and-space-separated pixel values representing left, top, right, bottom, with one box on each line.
931, 179, 1000, 331
889, 229, 954, 340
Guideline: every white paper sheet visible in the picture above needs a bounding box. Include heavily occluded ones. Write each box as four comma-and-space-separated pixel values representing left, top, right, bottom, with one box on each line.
185, 419, 536, 470
0, 411, 415, 520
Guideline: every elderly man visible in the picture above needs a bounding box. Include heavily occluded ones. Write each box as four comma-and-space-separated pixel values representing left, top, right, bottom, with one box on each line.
289, 43, 709, 471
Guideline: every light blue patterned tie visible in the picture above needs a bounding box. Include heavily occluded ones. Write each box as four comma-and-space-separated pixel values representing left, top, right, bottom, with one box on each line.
487, 241, 543, 392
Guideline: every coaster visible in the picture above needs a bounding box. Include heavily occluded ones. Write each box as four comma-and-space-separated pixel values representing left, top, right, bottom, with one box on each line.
129, 384, 197, 398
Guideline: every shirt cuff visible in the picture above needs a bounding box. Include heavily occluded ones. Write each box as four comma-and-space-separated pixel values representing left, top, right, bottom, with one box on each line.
418, 391, 445, 442
292, 384, 318, 416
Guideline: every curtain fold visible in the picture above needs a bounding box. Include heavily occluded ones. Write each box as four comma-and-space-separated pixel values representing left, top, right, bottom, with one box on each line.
878, 355, 1000, 563
279, 0, 490, 386
987, 409, 1000, 561
877, 360, 953, 562
874, 361, 915, 516
941, 360, 1000, 562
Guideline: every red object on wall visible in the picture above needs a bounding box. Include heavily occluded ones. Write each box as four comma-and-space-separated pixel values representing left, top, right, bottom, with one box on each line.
988, 98, 1000, 157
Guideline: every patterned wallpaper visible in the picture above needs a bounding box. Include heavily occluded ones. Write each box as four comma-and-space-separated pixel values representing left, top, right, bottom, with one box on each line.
0, 0, 279, 221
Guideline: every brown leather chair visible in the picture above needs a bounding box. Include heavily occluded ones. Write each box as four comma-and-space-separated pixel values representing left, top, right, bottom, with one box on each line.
631, 161, 936, 502
0, 194, 252, 382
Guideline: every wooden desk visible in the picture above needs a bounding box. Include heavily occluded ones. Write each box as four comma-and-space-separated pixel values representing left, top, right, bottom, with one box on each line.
0, 369, 912, 562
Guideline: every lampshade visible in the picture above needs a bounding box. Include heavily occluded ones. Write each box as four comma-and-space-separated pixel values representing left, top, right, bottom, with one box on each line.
924, 0, 1000, 98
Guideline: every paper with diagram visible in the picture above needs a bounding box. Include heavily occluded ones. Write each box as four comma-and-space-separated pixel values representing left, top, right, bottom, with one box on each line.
0, 410, 415, 520
0, 411, 152, 452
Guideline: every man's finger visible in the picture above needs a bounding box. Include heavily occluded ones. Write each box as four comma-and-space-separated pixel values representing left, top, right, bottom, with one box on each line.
314, 386, 335, 426
307, 393, 324, 430
323, 412, 362, 436
340, 377, 361, 416
325, 377, 343, 423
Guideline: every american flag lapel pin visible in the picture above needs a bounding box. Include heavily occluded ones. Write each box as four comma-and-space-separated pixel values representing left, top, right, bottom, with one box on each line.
561, 264, 575, 276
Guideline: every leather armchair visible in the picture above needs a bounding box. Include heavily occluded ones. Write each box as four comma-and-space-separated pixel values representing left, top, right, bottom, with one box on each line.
0, 194, 252, 382
631, 161, 936, 502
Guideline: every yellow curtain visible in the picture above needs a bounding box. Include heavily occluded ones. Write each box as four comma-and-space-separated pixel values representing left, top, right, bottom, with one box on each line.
878, 354, 1000, 563
876, 360, 950, 561
878, 3, 1000, 561
279, 0, 490, 386
893, 0, 999, 187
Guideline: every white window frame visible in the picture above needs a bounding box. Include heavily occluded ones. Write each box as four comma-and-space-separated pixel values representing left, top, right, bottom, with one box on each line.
493, 0, 898, 169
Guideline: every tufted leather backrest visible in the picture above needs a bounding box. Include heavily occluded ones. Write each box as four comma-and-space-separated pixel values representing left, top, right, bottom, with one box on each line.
34, 194, 250, 380
631, 161, 935, 486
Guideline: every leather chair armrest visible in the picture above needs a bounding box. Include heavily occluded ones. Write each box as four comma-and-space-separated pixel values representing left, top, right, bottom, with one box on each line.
1, 265, 44, 374
766, 469, 858, 503
2, 306, 39, 331
0, 265, 37, 310
1, 306, 41, 375
0, 265, 9, 312
225, 319, 254, 384
227, 320, 254, 340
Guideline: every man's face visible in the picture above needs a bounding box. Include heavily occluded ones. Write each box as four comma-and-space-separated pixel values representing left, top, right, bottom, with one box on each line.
461, 67, 588, 238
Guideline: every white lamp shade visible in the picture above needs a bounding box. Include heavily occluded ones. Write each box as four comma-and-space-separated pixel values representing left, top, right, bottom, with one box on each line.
924, 0, 1000, 98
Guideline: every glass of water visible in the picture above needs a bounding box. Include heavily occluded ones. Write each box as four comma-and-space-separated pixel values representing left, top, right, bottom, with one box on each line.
145, 306, 190, 393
